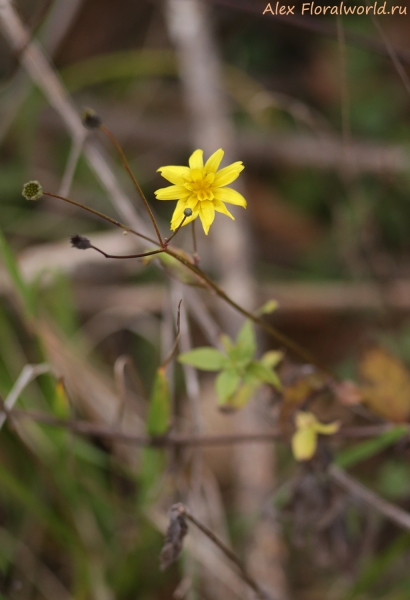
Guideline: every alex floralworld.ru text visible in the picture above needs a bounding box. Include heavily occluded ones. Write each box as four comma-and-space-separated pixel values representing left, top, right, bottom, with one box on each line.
263, 2, 406, 15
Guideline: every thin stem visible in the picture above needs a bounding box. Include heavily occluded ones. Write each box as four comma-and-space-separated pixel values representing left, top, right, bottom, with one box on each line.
46, 190, 332, 374
191, 220, 199, 264
44, 192, 157, 244
89, 244, 163, 260
180, 505, 274, 600
164, 214, 188, 245
2, 406, 388, 444
164, 247, 328, 375
99, 124, 163, 247
329, 464, 410, 533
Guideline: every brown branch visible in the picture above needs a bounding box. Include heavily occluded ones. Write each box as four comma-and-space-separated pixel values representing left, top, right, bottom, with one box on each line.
329, 464, 410, 532
177, 503, 275, 600
89, 244, 164, 260
3, 407, 397, 446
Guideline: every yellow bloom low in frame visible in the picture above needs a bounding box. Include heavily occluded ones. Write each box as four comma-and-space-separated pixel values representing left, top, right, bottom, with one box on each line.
291, 411, 340, 461
155, 149, 246, 235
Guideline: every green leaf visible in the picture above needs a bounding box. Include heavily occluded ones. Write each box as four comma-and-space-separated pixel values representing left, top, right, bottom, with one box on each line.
179, 347, 227, 371
246, 361, 282, 390
146, 368, 171, 436
335, 426, 408, 469
261, 350, 283, 369
226, 383, 255, 410
235, 321, 256, 362
220, 334, 234, 353
215, 370, 241, 403
256, 299, 279, 316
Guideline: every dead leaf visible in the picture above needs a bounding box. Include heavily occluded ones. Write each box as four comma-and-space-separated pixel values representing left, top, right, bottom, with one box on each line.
359, 347, 410, 423
160, 503, 188, 570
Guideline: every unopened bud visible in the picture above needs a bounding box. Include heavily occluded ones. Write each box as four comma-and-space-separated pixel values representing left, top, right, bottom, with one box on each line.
22, 180, 43, 201
184, 208, 193, 217
81, 108, 102, 130
70, 234, 92, 250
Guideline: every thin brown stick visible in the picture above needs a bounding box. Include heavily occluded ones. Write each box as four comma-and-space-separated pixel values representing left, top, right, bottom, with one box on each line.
44, 192, 157, 244
164, 247, 327, 374
191, 220, 199, 264
5, 407, 279, 446
3, 407, 396, 445
329, 464, 410, 532
99, 124, 163, 246
179, 504, 275, 600
164, 214, 189, 245
89, 244, 163, 260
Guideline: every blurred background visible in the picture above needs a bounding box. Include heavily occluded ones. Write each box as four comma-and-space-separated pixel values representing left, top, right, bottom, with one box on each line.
1, 0, 410, 598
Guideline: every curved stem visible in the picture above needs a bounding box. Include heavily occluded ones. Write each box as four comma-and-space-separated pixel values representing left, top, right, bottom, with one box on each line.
99, 125, 164, 247
164, 247, 330, 375
44, 192, 157, 244
90, 245, 164, 260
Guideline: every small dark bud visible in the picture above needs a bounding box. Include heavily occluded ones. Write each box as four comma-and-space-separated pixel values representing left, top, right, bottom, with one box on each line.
22, 180, 43, 201
70, 235, 92, 250
159, 503, 188, 570
81, 108, 102, 130
183, 208, 193, 217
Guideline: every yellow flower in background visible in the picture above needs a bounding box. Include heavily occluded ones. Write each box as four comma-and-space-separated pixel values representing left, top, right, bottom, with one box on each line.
291, 411, 340, 462
155, 149, 246, 235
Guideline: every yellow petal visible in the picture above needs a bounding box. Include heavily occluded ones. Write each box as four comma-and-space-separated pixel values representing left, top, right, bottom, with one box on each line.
189, 149, 204, 170
213, 187, 247, 207
213, 199, 234, 220
205, 149, 224, 173
171, 210, 198, 231
155, 185, 190, 200
314, 421, 340, 435
295, 411, 317, 430
214, 162, 244, 187
291, 427, 317, 461
158, 166, 190, 185
199, 200, 215, 235
170, 198, 199, 230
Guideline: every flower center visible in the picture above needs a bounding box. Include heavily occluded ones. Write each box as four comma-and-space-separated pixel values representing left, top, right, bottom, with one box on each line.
184, 170, 215, 202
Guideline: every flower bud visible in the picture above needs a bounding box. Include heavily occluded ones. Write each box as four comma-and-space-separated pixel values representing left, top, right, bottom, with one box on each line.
22, 180, 43, 201
70, 235, 92, 250
184, 208, 193, 217
81, 108, 102, 130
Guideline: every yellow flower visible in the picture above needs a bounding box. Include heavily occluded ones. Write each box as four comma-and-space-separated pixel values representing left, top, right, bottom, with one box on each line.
155, 149, 246, 235
291, 411, 340, 462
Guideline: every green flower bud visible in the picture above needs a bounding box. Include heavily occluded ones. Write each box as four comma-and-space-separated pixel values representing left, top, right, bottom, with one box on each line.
184, 208, 193, 217
22, 181, 43, 201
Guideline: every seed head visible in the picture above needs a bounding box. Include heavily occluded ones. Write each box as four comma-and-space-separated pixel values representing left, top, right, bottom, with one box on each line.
81, 108, 102, 130
184, 208, 193, 217
70, 235, 92, 250
22, 180, 43, 201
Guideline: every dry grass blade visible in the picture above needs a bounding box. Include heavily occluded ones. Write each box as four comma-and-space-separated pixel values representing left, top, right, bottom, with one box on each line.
0, 363, 51, 431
